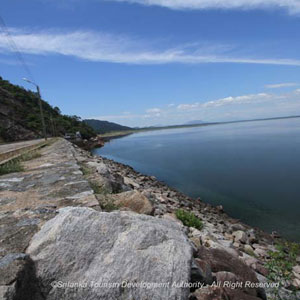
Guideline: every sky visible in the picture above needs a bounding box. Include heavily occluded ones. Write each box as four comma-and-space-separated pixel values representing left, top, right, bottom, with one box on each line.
1, 0, 300, 127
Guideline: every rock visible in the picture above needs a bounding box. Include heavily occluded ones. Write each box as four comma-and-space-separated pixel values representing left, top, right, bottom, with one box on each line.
162, 213, 183, 226
190, 228, 202, 238
190, 237, 201, 249
123, 176, 140, 189
215, 271, 238, 284
271, 231, 281, 239
196, 246, 262, 298
96, 162, 110, 175
232, 230, 247, 244
244, 244, 255, 256
233, 242, 240, 248
0, 254, 43, 300
230, 223, 246, 232
255, 264, 269, 277
0, 283, 17, 300
247, 230, 258, 244
191, 258, 213, 286
191, 286, 263, 300
216, 205, 224, 213
108, 173, 128, 193
254, 248, 268, 258
27, 207, 193, 300
113, 190, 154, 215
292, 278, 300, 289
86, 161, 109, 175
293, 265, 300, 275
241, 254, 259, 269
0, 253, 28, 285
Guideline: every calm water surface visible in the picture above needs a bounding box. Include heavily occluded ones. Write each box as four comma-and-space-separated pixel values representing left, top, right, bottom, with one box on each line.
93, 118, 300, 241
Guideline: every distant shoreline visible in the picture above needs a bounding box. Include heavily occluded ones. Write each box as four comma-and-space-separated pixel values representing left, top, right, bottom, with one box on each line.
97, 115, 300, 140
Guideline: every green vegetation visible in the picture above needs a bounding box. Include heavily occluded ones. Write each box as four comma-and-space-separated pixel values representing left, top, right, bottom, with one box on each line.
0, 76, 96, 142
20, 150, 42, 161
175, 209, 203, 230
0, 147, 46, 175
0, 159, 24, 175
80, 164, 92, 176
102, 200, 119, 212
266, 241, 300, 298
89, 181, 103, 194
84, 119, 132, 134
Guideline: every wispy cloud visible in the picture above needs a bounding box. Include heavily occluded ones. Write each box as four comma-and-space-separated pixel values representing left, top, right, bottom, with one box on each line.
1, 28, 300, 66
110, 0, 300, 14
146, 108, 161, 113
177, 93, 272, 111
265, 82, 298, 89
89, 89, 300, 126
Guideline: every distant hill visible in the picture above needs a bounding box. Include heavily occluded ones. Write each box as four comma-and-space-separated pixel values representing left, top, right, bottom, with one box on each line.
184, 120, 204, 125
0, 76, 96, 142
84, 119, 132, 134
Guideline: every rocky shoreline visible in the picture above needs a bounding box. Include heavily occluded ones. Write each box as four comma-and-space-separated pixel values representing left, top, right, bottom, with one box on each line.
0, 138, 299, 300
82, 143, 300, 299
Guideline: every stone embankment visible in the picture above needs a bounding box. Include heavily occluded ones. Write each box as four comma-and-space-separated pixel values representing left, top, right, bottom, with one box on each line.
0, 138, 299, 300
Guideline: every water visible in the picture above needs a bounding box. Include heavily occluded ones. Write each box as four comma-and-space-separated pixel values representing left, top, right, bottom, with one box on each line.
92, 118, 300, 241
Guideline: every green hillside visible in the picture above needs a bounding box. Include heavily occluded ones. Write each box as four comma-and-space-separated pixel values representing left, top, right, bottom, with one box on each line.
0, 76, 96, 142
84, 119, 132, 134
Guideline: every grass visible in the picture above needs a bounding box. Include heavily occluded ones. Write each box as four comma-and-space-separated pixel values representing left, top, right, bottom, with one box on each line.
0, 149, 42, 176
20, 150, 42, 161
102, 200, 119, 212
175, 209, 203, 230
89, 181, 102, 194
0, 159, 24, 175
266, 241, 300, 298
80, 165, 92, 176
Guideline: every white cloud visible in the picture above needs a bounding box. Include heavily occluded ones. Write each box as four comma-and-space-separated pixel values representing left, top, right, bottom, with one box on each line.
1, 28, 300, 66
111, 0, 300, 14
90, 89, 300, 127
146, 108, 161, 113
177, 93, 272, 110
177, 103, 199, 110
265, 82, 298, 89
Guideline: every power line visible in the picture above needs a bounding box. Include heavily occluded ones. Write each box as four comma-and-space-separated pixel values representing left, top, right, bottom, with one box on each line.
0, 15, 35, 82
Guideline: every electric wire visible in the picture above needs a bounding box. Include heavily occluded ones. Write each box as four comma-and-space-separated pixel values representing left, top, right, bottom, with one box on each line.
0, 15, 35, 82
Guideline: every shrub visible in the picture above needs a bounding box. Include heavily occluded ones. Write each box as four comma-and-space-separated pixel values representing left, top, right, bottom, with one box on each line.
89, 181, 102, 194
102, 200, 119, 212
0, 159, 24, 175
20, 150, 41, 161
175, 209, 203, 230
80, 165, 91, 176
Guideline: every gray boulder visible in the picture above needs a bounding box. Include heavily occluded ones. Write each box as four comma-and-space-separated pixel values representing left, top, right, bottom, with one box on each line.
27, 207, 193, 300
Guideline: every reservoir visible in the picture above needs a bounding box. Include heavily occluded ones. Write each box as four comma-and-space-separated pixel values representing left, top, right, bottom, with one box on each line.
93, 118, 300, 241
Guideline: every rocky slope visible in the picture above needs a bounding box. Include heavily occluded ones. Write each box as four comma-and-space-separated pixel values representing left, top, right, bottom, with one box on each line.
0, 138, 299, 300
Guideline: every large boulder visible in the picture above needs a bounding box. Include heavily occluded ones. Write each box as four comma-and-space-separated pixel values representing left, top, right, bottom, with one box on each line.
196, 246, 266, 299
113, 190, 154, 215
26, 207, 193, 300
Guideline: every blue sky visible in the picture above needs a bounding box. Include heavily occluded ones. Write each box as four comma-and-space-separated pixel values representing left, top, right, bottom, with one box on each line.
1, 0, 300, 126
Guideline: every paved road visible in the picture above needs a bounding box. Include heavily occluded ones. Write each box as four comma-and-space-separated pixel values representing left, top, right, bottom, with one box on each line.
0, 139, 44, 154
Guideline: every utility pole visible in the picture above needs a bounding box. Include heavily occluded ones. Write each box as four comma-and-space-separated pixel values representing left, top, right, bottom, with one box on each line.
50, 115, 55, 137
23, 78, 47, 140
